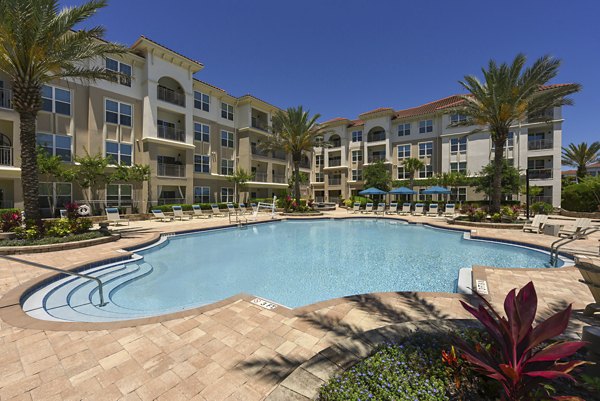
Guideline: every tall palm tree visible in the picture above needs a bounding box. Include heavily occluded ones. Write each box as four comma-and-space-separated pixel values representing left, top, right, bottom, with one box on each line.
402, 158, 425, 189
562, 142, 600, 180
453, 54, 580, 213
0, 0, 126, 221
262, 106, 321, 203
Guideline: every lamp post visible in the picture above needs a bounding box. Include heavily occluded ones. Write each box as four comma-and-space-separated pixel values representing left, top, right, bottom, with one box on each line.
525, 168, 530, 220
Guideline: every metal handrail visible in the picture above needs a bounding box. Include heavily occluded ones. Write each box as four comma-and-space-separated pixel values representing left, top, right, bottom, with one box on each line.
1, 255, 107, 306
550, 226, 600, 266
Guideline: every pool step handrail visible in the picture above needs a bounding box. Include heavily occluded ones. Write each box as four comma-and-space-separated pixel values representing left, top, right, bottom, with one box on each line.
1, 255, 107, 307
549, 226, 599, 266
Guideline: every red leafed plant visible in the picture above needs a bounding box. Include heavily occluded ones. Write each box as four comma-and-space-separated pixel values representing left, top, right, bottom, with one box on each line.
456, 281, 589, 401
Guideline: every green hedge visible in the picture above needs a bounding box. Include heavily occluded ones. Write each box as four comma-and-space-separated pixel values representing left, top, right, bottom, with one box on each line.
562, 183, 598, 212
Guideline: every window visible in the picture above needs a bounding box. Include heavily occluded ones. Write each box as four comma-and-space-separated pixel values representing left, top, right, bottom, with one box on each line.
105, 58, 132, 86
194, 186, 210, 203
351, 169, 363, 181
194, 123, 210, 142
351, 150, 362, 163
397, 166, 409, 179
194, 154, 210, 173
450, 161, 467, 174
220, 130, 234, 148
315, 155, 323, 167
105, 99, 132, 127
397, 144, 411, 159
106, 141, 132, 165
314, 172, 324, 182
107, 184, 132, 206
419, 142, 433, 158
419, 119, 433, 134
220, 159, 234, 175
419, 164, 433, 178
194, 91, 210, 112
220, 187, 234, 203
39, 182, 72, 217
450, 114, 467, 124
351, 130, 363, 142
37, 133, 72, 161
398, 123, 411, 137
451, 187, 467, 202
221, 102, 234, 120
41, 85, 71, 115
528, 159, 545, 170
450, 137, 467, 154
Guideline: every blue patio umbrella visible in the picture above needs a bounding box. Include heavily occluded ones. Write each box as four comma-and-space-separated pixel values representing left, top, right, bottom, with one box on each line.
421, 186, 452, 195
389, 187, 416, 195
359, 187, 388, 196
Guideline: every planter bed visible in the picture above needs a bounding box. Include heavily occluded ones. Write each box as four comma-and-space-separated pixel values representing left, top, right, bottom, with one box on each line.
0, 232, 119, 255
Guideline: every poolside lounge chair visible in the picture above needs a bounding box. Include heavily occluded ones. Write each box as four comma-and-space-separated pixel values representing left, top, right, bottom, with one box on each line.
558, 218, 592, 238
192, 204, 211, 219
211, 204, 226, 217
59, 209, 68, 219
251, 203, 258, 214
427, 204, 439, 216
399, 203, 412, 215
522, 214, 548, 234
413, 203, 425, 215
386, 202, 398, 214
443, 204, 456, 217
362, 203, 374, 214
374, 203, 386, 215
172, 205, 191, 221
239, 203, 249, 215
226, 203, 237, 215
105, 207, 129, 226
350, 202, 361, 213
151, 210, 172, 222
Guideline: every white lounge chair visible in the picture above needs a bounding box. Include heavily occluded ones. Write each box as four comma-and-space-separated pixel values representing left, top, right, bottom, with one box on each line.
522, 214, 548, 234
192, 204, 211, 219
427, 204, 439, 216
250, 203, 258, 214
558, 218, 592, 238
151, 209, 172, 222
444, 204, 456, 217
386, 203, 398, 214
239, 203, 249, 215
226, 203, 236, 215
350, 202, 361, 213
362, 203, 374, 213
105, 207, 129, 226
211, 204, 226, 217
375, 203, 386, 215
59, 209, 68, 219
413, 203, 425, 215
172, 205, 190, 221
399, 203, 412, 215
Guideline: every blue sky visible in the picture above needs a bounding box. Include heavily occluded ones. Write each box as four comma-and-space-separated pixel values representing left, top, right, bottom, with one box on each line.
63, 0, 599, 145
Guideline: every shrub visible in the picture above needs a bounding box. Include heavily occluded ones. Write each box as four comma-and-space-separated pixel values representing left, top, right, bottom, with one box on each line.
531, 201, 553, 215
44, 219, 72, 237
70, 218, 93, 234
455, 281, 589, 401
0, 231, 106, 247
500, 205, 520, 222
491, 213, 502, 223
65, 202, 80, 220
562, 183, 598, 212
1, 211, 22, 232
13, 225, 41, 240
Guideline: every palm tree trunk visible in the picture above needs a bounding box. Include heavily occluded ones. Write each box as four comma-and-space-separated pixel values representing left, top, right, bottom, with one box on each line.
19, 111, 41, 221
491, 138, 505, 214
576, 165, 586, 180
293, 160, 301, 204
409, 172, 415, 189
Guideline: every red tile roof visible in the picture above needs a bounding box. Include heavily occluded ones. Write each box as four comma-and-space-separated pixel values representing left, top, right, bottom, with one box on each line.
360, 107, 394, 116
321, 117, 349, 124
133, 35, 204, 67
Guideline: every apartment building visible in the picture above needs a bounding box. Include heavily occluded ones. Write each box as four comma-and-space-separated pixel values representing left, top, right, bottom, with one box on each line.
311, 91, 564, 206
0, 36, 299, 216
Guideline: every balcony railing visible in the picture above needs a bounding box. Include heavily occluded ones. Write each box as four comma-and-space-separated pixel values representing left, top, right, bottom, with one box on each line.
0, 88, 12, 109
314, 175, 324, 183
528, 138, 554, 151
158, 197, 185, 205
157, 85, 185, 107
251, 146, 270, 157
272, 151, 287, 160
368, 155, 386, 163
273, 174, 286, 184
251, 117, 268, 131
330, 141, 341, 148
528, 168, 552, 180
328, 178, 341, 185
0, 146, 13, 166
157, 163, 186, 178
157, 124, 185, 142
299, 161, 310, 169
328, 159, 341, 167
254, 172, 268, 182
367, 132, 386, 142
531, 195, 553, 204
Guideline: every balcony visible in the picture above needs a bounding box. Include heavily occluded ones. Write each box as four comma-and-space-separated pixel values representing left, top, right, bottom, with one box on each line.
328, 159, 342, 167
0, 88, 12, 109
254, 172, 268, 182
299, 161, 310, 169
272, 150, 287, 160
251, 146, 270, 157
157, 85, 185, 107
328, 178, 341, 185
158, 124, 185, 142
157, 163, 186, 178
0, 146, 13, 166
528, 138, 554, 151
528, 168, 552, 180
368, 155, 386, 163
251, 117, 268, 132
314, 175, 324, 183
273, 174, 286, 184
367, 132, 386, 142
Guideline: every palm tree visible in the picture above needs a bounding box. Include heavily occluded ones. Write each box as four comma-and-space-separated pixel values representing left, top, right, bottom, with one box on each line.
262, 106, 321, 203
402, 158, 425, 189
227, 168, 254, 203
562, 142, 600, 180
0, 0, 126, 221
454, 54, 580, 213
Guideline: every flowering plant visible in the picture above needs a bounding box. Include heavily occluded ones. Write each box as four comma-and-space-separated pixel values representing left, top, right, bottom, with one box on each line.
1, 211, 22, 232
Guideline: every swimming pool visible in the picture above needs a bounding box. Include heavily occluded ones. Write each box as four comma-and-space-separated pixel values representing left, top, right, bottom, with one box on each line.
22, 219, 567, 322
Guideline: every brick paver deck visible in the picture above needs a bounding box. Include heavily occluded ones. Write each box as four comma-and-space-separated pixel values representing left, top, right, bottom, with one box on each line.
0, 210, 597, 400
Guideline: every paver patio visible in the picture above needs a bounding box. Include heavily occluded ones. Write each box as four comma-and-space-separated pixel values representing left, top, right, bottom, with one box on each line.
0, 210, 597, 400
